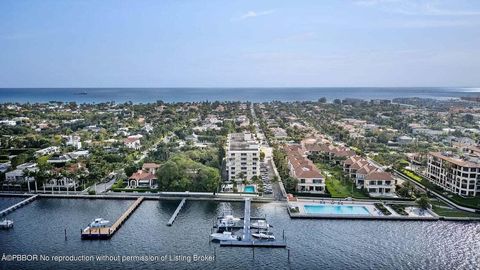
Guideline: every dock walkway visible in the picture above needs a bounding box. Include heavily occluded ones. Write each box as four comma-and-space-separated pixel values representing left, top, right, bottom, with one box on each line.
219, 198, 287, 248
167, 198, 186, 226
81, 196, 144, 239
243, 198, 252, 241
0, 195, 38, 216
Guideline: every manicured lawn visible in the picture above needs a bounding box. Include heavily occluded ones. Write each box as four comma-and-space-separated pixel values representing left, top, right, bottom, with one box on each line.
431, 201, 480, 218
317, 163, 369, 199
399, 169, 480, 210
400, 169, 422, 182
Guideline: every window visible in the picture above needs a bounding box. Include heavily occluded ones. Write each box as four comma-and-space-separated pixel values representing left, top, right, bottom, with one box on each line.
300, 179, 305, 184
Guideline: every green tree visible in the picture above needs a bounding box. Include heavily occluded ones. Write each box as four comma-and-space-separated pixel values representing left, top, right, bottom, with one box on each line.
416, 195, 430, 209
124, 163, 139, 177
284, 176, 298, 193
156, 160, 180, 191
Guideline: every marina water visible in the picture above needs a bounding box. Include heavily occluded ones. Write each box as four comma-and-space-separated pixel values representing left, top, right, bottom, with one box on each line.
1, 198, 479, 269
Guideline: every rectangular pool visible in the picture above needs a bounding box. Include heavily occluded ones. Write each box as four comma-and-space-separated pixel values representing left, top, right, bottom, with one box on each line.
244, 185, 255, 193
304, 205, 371, 216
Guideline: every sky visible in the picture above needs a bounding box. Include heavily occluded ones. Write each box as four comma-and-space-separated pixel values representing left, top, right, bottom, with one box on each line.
0, 0, 479, 88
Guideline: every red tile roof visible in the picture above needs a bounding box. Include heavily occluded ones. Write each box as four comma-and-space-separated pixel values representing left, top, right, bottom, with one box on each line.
129, 170, 156, 181
365, 171, 394, 181
142, 163, 161, 169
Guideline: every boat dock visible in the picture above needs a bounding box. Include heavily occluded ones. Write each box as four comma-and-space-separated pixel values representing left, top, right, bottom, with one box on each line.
0, 195, 38, 217
81, 196, 144, 239
167, 198, 186, 226
219, 198, 287, 248
243, 198, 252, 241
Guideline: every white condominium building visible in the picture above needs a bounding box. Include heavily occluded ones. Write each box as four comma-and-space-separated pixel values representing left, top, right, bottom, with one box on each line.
226, 133, 260, 182
427, 151, 480, 197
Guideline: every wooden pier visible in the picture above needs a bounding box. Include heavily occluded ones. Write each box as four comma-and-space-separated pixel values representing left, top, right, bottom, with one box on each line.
0, 195, 38, 216
167, 198, 186, 226
81, 196, 144, 239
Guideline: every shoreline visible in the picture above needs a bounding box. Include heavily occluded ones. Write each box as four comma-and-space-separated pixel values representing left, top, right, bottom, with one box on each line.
2, 193, 479, 222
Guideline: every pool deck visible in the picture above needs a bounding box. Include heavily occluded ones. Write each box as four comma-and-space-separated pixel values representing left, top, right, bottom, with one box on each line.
288, 199, 439, 221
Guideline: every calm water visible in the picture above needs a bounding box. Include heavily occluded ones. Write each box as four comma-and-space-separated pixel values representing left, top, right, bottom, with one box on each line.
0, 87, 479, 103
1, 198, 479, 270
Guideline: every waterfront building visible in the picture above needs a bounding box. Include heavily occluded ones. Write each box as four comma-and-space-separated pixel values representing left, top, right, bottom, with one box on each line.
355, 164, 378, 188
284, 145, 325, 194
128, 170, 157, 188
5, 163, 38, 183
226, 132, 260, 182
343, 156, 360, 174
341, 155, 397, 196
427, 151, 480, 196
364, 171, 396, 196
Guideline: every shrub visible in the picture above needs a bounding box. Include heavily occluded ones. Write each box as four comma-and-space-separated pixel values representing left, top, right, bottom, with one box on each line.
374, 203, 392, 215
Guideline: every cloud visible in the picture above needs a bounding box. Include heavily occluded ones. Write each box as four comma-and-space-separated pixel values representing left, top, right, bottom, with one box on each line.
233, 10, 275, 21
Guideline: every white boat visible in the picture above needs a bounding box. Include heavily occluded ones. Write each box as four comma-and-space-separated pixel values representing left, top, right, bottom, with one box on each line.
250, 220, 270, 229
252, 230, 275, 240
217, 214, 240, 227
0, 219, 14, 229
210, 231, 239, 241
89, 218, 110, 228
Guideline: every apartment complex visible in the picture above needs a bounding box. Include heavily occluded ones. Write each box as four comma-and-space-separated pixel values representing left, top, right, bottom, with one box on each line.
226, 133, 260, 181
285, 144, 325, 194
343, 156, 396, 196
427, 151, 480, 196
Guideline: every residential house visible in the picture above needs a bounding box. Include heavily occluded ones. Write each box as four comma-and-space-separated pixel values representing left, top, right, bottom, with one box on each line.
142, 163, 161, 175
124, 137, 141, 150
5, 163, 38, 184
128, 170, 157, 189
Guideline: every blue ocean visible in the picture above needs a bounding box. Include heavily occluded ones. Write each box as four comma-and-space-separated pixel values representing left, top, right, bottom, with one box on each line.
0, 87, 479, 103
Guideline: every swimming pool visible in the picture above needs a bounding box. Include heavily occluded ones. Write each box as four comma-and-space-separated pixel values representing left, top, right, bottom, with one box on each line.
304, 205, 371, 216
244, 185, 255, 193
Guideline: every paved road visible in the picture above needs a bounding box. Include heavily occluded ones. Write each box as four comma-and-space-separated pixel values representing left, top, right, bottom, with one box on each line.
267, 158, 283, 201
92, 178, 117, 194
251, 104, 285, 201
